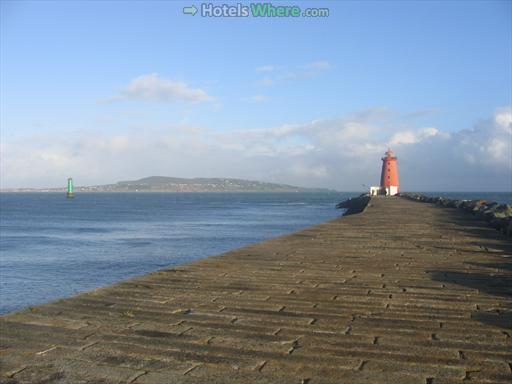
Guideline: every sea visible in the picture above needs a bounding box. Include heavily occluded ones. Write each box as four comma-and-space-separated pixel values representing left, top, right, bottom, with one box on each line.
0, 191, 510, 315
0, 192, 350, 315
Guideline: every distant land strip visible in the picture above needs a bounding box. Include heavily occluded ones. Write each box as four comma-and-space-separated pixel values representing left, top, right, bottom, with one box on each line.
1, 176, 336, 193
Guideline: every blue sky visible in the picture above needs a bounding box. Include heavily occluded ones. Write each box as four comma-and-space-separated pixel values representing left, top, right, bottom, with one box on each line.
1, 1, 511, 190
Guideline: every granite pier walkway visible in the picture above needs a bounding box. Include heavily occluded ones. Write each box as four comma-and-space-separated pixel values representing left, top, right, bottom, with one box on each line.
1, 197, 511, 383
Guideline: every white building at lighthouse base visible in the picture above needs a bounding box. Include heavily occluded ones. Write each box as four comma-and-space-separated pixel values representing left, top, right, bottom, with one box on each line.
369, 186, 399, 196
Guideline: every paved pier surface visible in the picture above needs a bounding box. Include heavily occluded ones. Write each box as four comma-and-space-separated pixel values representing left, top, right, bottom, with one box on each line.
1, 197, 511, 384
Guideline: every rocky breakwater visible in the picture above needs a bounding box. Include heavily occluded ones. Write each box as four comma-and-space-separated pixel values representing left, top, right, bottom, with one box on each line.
335, 193, 371, 215
401, 192, 512, 237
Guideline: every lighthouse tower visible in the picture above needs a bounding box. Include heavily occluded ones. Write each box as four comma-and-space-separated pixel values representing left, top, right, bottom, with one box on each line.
66, 177, 74, 199
380, 149, 400, 196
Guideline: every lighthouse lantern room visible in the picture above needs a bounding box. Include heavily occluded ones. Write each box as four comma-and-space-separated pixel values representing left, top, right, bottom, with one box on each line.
369, 149, 400, 196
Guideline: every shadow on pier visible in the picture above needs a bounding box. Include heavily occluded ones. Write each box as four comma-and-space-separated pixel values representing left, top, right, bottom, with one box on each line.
428, 256, 512, 329
424, 203, 512, 328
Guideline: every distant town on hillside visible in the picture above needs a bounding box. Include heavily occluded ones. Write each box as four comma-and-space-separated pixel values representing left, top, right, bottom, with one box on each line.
2, 176, 335, 193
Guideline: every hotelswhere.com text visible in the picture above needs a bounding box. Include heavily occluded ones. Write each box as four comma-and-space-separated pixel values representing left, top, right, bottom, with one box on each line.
183, 3, 330, 18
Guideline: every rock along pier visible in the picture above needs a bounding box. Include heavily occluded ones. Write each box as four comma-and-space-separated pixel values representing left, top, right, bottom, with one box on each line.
1, 197, 511, 383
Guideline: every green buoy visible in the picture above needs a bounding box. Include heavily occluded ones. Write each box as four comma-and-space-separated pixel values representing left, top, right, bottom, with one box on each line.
66, 177, 74, 199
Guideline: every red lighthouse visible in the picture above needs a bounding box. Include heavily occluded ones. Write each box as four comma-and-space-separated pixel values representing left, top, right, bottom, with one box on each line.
379, 149, 400, 196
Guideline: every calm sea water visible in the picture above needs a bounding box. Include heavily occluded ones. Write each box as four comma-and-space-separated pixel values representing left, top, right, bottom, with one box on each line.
0, 192, 351, 315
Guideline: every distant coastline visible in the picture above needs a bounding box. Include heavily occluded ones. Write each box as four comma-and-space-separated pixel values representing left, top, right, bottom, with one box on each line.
0, 176, 336, 193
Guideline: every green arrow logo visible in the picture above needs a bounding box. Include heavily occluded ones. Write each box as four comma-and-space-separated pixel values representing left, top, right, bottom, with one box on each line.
183, 5, 198, 16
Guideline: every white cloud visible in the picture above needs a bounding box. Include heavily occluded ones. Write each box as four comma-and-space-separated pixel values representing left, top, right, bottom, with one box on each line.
404, 108, 441, 119
1, 108, 510, 191
102, 73, 214, 103
256, 61, 332, 87
246, 95, 268, 103
495, 106, 512, 133
290, 164, 329, 178
388, 127, 442, 146
256, 65, 275, 72
258, 77, 274, 87
282, 71, 317, 82
305, 60, 331, 70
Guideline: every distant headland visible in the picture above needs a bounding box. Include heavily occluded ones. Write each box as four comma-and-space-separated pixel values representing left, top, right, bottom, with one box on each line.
1, 176, 335, 193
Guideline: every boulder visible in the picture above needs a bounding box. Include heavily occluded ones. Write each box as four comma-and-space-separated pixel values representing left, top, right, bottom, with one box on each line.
495, 204, 512, 216
467, 200, 487, 213
335, 194, 370, 215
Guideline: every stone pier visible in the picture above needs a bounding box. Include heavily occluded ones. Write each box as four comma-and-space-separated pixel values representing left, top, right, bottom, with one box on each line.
1, 197, 511, 383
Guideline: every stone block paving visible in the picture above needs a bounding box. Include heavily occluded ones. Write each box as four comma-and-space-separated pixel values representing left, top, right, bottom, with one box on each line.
1, 197, 511, 383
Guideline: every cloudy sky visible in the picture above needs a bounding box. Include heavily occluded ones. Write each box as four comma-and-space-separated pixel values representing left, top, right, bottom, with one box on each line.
1, 1, 511, 191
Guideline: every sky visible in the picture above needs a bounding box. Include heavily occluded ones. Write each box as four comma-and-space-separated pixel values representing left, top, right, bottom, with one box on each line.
1, 0, 511, 191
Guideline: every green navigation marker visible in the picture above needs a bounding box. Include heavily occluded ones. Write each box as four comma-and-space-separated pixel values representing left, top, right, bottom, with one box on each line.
183, 5, 197, 16
66, 177, 74, 199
